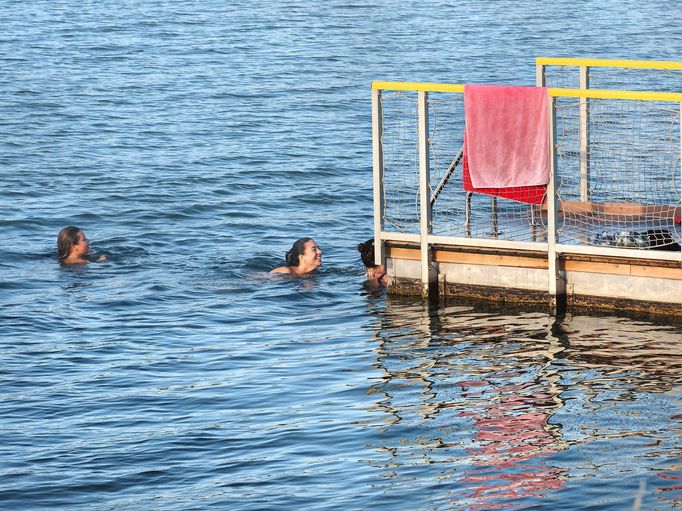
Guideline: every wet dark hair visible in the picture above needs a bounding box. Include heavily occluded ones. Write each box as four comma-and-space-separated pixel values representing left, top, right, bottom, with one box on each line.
57, 226, 82, 261
357, 238, 377, 268
286, 237, 313, 266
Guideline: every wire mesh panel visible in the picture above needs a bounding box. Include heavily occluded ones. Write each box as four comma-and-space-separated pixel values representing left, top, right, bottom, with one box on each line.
377, 81, 681, 252
429, 93, 548, 242
380, 91, 420, 233
553, 97, 681, 249
428, 93, 465, 234
436, 190, 547, 241
543, 66, 580, 89
542, 64, 682, 92
588, 68, 682, 92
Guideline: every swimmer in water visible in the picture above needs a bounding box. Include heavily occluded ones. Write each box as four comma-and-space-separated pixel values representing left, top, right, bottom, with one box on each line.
57, 226, 106, 264
357, 238, 387, 285
270, 237, 322, 275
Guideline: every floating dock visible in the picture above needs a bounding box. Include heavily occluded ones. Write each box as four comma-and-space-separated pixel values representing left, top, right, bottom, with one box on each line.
372, 57, 682, 315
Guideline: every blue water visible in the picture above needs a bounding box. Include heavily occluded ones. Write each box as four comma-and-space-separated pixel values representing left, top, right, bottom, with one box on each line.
2, 1, 682, 509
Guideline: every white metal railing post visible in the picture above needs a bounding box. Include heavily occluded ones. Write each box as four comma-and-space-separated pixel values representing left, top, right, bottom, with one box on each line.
418, 90, 437, 298
536, 61, 546, 87
679, 101, 682, 267
579, 66, 591, 201
372, 88, 385, 268
547, 95, 566, 310
535, 62, 547, 243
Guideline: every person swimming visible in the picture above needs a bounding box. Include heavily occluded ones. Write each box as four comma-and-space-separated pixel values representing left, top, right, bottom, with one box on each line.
357, 238, 387, 285
270, 237, 322, 275
57, 226, 106, 264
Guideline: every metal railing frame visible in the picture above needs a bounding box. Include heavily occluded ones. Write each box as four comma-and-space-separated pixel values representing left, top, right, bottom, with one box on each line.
371, 77, 682, 302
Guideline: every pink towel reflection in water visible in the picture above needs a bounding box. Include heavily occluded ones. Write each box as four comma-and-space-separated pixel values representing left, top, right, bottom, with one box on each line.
464, 84, 550, 189
461, 468, 566, 510
456, 380, 566, 508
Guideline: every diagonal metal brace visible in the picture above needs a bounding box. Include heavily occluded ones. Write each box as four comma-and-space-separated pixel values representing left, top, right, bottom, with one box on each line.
430, 147, 464, 207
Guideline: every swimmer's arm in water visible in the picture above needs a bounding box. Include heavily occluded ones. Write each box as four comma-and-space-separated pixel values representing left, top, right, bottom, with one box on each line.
61, 257, 88, 265
62, 254, 107, 264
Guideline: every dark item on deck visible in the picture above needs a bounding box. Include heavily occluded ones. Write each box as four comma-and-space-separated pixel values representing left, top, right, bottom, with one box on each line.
646, 229, 682, 251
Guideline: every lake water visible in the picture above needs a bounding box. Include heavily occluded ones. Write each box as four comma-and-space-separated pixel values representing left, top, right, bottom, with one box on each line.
2, 1, 681, 509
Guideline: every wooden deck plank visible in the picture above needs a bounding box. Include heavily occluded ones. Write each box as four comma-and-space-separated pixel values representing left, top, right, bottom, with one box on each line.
545, 200, 681, 219
389, 244, 682, 279
434, 250, 549, 269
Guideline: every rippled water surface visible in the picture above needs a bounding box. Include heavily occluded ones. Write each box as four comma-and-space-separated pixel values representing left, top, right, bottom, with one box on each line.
2, 1, 681, 509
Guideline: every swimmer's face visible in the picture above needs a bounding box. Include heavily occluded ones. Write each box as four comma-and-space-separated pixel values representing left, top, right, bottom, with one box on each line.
367, 264, 387, 285
74, 230, 90, 257
300, 240, 322, 269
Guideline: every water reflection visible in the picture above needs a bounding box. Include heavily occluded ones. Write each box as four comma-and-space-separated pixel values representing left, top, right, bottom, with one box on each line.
456, 362, 568, 503
366, 297, 682, 509
554, 314, 682, 394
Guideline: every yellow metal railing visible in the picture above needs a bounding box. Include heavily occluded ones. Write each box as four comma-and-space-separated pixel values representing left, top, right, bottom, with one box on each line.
371, 81, 682, 102
548, 88, 682, 101
371, 81, 465, 93
536, 57, 682, 70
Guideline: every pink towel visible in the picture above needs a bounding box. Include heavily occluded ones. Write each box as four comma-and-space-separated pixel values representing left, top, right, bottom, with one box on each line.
464, 84, 549, 188
462, 152, 546, 205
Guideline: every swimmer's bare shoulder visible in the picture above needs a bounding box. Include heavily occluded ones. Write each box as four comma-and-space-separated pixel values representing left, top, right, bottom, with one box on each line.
270, 266, 294, 274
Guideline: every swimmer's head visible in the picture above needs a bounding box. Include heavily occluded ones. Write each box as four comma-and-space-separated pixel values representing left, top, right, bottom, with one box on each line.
286, 237, 321, 270
357, 238, 377, 268
358, 238, 387, 284
270, 238, 321, 275
57, 226, 89, 261
286, 237, 313, 266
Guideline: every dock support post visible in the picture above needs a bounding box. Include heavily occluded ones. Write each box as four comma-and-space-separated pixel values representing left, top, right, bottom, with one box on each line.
418, 90, 437, 300
548, 95, 566, 313
372, 88, 386, 269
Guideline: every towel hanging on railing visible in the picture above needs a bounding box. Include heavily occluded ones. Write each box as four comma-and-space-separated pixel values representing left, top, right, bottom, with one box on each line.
464, 84, 550, 189
462, 151, 547, 205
